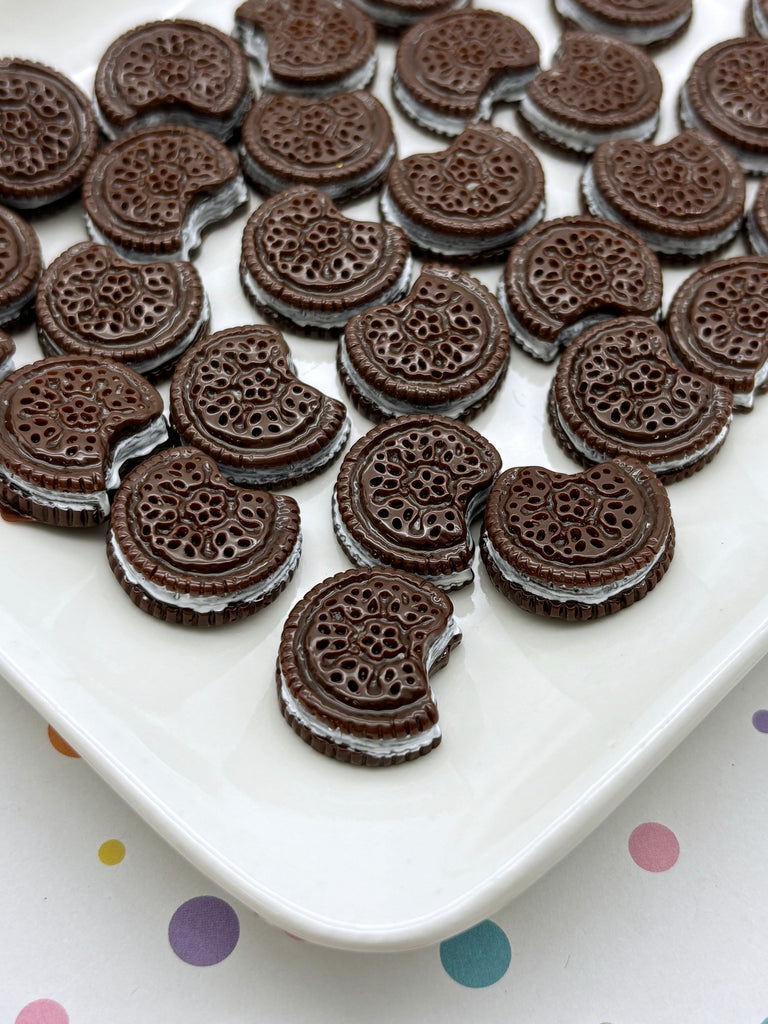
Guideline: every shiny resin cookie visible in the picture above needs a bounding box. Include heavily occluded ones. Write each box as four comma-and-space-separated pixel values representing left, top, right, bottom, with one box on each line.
681, 38, 768, 174
0, 204, 42, 328
82, 124, 247, 262
333, 413, 502, 588
0, 355, 168, 526
520, 32, 662, 153
107, 446, 301, 626
582, 129, 746, 257
339, 264, 511, 420
0, 59, 99, 209
239, 90, 395, 202
94, 19, 252, 141
0, 330, 14, 381
169, 325, 350, 488
498, 215, 662, 361
393, 9, 540, 135
35, 242, 210, 378
548, 316, 734, 482
666, 257, 768, 410
348, 0, 470, 29
276, 566, 461, 765
234, 0, 377, 94
747, 175, 768, 254
240, 185, 412, 335
481, 457, 674, 621
381, 123, 545, 260
553, 0, 692, 46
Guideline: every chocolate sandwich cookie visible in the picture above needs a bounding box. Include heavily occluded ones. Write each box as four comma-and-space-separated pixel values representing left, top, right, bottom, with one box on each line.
393, 9, 540, 136
381, 123, 545, 261
234, 0, 376, 94
348, 0, 470, 30
0, 355, 168, 527
519, 32, 662, 154
339, 264, 511, 420
240, 91, 395, 203
240, 185, 412, 335
498, 215, 663, 361
582, 129, 746, 257
481, 457, 675, 621
666, 257, 768, 411
35, 242, 210, 379
680, 38, 768, 175
548, 316, 734, 482
553, 0, 692, 46
0, 204, 42, 329
276, 566, 461, 765
107, 446, 301, 626
333, 413, 502, 589
82, 124, 247, 262
747, 175, 768, 254
749, 0, 768, 35
169, 325, 350, 488
93, 19, 251, 141
0, 330, 14, 381
0, 59, 99, 210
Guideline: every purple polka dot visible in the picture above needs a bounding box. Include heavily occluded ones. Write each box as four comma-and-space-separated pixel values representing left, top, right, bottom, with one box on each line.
168, 895, 240, 966
752, 710, 768, 733
628, 822, 679, 872
15, 1000, 69, 1024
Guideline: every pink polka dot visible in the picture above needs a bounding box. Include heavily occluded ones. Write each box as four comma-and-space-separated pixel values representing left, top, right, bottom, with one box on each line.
628, 822, 679, 872
15, 999, 69, 1024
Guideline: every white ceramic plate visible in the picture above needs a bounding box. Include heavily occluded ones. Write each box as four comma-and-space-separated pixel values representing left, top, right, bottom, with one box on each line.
1, 0, 766, 952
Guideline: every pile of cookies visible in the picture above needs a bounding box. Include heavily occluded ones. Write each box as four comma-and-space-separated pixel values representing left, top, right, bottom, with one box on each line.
0, 0, 766, 766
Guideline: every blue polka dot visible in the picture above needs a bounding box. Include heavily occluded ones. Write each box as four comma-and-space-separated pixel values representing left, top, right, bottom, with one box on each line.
439, 920, 511, 988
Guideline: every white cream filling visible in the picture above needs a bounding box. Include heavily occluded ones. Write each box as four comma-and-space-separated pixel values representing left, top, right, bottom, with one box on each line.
217, 415, 351, 485
679, 87, 768, 175
554, 0, 691, 44
108, 526, 302, 612
519, 93, 659, 153
240, 254, 413, 330
85, 175, 247, 263
240, 140, 395, 200
348, 0, 469, 26
278, 613, 461, 758
93, 88, 252, 143
380, 186, 544, 256
481, 530, 668, 605
0, 283, 36, 326
581, 162, 742, 256
0, 415, 168, 514
0, 354, 15, 381
754, 0, 768, 36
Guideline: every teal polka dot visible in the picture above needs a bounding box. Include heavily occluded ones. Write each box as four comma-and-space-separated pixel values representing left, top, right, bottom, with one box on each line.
439, 920, 511, 988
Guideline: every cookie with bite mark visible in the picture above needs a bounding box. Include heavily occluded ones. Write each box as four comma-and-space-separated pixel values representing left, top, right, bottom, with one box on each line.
0, 204, 42, 329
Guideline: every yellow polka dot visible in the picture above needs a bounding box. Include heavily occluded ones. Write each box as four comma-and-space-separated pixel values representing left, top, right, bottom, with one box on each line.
98, 839, 125, 865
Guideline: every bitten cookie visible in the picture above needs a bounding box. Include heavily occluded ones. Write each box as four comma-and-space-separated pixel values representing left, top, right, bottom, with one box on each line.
93, 19, 252, 141
333, 413, 502, 589
169, 325, 350, 488
481, 457, 675, 620
548, 316, 734, 482
0, 355, 168, 526
35, 242, 210, 378
339, 264, 511, 420
107, 446, 301, 626
0, 204, 42, 329
381, 123, 545, 261
498, 215, 663, 361
276, 566, 461, 765
0, 330, 14, 381
553, 0, 692, 46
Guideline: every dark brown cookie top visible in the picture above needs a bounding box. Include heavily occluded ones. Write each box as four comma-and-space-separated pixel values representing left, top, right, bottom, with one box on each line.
484, 457, 672, 589
82, 124, 243, 258
524, 32, 662, 130
240, 90, 394, 196
110, 445, 300, 595
234, 0, 376, 88
0, 204, 42, 316
342, 264, 510, 413
683, 38, 768, 161
35, 241, 208, 371
384, 123, 545, 240
169, 325, 348, 481
0, 354, 164, 493
502, 215, 662, 344
563, 0, 691, 29
334, 413, 501, 581
395, 9, 539, 121
278, 565, 457, 739
666, 256, 768, 398
240, 185, 411, 317
356, 0, 471, 26
94, 19, 251, 136
0, 329, 13, 365
588, 129, 745, 240
0, 59, 99, 209
550, 316, 734, 476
